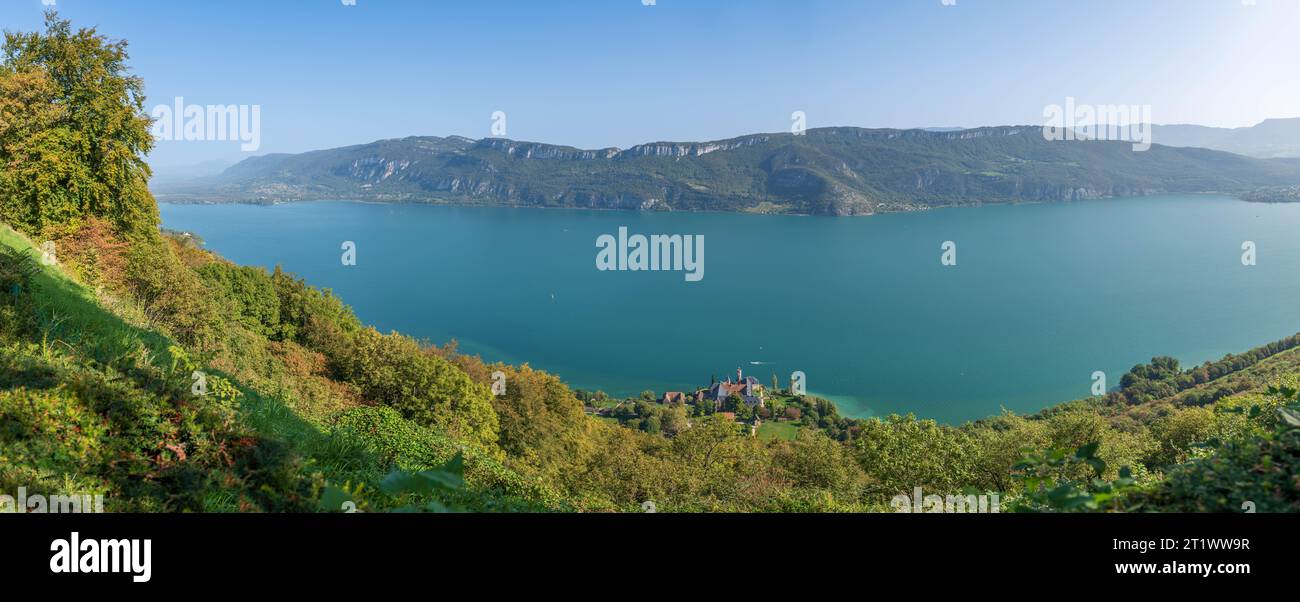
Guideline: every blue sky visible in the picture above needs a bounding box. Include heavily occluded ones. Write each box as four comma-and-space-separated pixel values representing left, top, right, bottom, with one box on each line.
3, 0, 1297, 168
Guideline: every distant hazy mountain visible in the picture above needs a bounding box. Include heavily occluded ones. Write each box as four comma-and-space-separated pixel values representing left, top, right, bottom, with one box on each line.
1152, 118, 1300, 158
153, 126, 1300, 216
150, 159, 235, 187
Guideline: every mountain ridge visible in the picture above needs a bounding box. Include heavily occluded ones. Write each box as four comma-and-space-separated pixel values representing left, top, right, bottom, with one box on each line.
153, 125, 1300, 216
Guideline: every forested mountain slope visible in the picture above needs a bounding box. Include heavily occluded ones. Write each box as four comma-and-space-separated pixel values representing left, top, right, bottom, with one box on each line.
154, 127, 1300, 216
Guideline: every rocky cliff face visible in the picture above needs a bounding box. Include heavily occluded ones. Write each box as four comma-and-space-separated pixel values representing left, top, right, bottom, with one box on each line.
473, 135, 774, 161
347, 157, 412, 183
474, 139, 621, 160
622, 136, 773, 158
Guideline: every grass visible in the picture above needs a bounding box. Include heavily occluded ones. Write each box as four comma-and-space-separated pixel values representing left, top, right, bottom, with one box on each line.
757, 420, 800, 441
0, 225, 348, 509
0, 225, 174, 365
1, 224, 304, 509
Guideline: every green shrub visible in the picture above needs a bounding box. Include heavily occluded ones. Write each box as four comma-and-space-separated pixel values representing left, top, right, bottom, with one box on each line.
331, 406, 561, 511
0, 246, 39, 339
197, 262, 281, 338
123, 237, 221, 350
1146, 406, 1216, 466
0, 343, 313, 512
271, 266, 360, 346
772, 429, 865, 502
1009, 443, 1140, 512
1131, 389, 1300, 512
852, 414, 977, 500
1045, 409, 1152, 481
333, 328, 500, 452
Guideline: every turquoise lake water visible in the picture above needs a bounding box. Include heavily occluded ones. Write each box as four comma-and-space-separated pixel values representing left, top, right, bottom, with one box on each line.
159, 195, 1300, 423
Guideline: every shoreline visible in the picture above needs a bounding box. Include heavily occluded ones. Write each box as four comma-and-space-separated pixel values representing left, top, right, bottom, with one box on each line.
151, 189, 1261, 219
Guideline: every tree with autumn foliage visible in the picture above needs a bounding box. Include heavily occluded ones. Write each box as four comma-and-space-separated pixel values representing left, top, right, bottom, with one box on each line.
0, 11, 157, 237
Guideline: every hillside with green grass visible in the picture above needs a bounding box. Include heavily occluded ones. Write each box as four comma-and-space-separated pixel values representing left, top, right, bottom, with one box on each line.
4, 13, 1299, 514
0, 224, 564, 512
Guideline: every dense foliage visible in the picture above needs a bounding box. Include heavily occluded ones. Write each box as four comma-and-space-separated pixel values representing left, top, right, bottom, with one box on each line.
0, 238, 310, 511
334, 328, 499, 452
1106, 335, 1300, 406
1129, 388, 1300, 512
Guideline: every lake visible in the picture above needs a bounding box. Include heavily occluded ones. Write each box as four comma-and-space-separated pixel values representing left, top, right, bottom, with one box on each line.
159, 195, 1300, 424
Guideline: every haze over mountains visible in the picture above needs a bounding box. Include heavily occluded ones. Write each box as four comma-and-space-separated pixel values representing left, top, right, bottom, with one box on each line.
153, 121, 1300, 216
149, 159, 235, 187
1151, 118, 1300, 159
